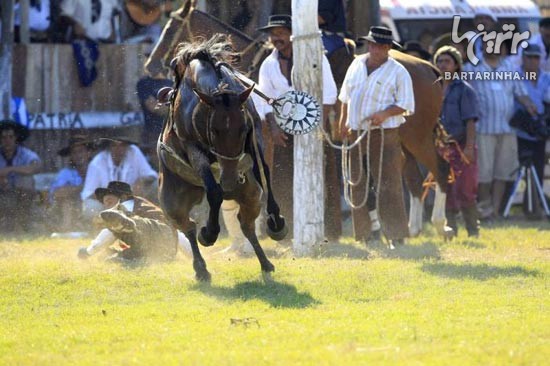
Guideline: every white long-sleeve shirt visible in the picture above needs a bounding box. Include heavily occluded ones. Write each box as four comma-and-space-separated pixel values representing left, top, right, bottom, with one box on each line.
80, 145, 158, 200
255, 49, 338, 119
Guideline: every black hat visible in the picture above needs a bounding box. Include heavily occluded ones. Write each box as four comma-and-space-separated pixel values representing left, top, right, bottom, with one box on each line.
539, 17, 550, 28
58, 134, 94, 156
523, 43, 543, 57
95, 181, 134, 202
0, 119, 30, 143
97, 131, 140, 148
359, 26, 394, 45
257, 14, 292, 32
403, 40, 431, 61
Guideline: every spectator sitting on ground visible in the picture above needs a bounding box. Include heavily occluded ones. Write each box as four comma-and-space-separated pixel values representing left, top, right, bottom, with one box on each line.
77, 181, 191, 262
0, 119, 42, 234
80, 133, 158, 220
49, 134, 94, 232
58, 0, 120, 42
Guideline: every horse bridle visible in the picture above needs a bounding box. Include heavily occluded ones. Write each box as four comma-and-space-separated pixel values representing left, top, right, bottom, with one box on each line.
193, 89, 251, 161
168, 61, 252, 161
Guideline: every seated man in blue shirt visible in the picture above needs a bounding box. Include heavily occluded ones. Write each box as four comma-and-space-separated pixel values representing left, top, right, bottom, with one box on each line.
318, 0, 347, 57
0, 120, 42, 235
49, 135, 94, 232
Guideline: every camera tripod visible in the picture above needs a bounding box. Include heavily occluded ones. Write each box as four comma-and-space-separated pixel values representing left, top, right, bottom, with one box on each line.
503, 162, 550, 218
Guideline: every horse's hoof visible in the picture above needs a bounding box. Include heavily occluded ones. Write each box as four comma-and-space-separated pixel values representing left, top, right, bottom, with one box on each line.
262, 261, 275, 273
262, 271, 274, 283
266, 216, 288, 241
443, 226, 456, 242
195, 270, 212, 283
198, 227, 218, 247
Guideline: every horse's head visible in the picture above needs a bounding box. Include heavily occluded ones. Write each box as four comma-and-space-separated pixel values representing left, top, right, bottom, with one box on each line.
193, 85, 254, 192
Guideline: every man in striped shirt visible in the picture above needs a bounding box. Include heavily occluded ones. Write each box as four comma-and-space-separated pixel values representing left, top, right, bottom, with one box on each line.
464, 42, 537, 219
337, 26, 415, 248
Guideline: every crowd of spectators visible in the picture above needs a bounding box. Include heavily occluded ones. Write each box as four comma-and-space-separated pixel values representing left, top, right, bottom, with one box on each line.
10, 0, 174, 44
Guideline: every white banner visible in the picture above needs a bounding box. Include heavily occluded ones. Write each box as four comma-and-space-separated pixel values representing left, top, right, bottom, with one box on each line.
26, 112, 144, 130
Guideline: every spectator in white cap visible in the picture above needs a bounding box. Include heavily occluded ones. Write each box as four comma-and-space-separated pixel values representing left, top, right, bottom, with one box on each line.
473, 8, 498, 60
514, 18, 550, 72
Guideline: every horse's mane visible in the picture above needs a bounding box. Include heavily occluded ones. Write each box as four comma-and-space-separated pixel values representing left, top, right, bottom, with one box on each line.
173, 33, 239, 68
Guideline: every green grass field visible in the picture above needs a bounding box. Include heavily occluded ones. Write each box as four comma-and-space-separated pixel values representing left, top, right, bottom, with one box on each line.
1, 221, 549, 365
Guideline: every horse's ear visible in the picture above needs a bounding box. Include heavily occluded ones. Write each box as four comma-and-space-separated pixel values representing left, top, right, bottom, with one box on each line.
170, 57, 186, 79
193, 88, 214, 106
239, 86, 254, 105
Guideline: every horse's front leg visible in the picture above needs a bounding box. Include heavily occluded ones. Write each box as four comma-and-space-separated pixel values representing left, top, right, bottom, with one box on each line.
189, 149, 223, 247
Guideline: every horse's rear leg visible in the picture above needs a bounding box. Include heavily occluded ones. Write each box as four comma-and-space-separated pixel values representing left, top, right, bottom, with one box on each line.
432, 184, 455, 238
403, 150, 424, 237
401, 134, 451, 237
252, 146, 287, 241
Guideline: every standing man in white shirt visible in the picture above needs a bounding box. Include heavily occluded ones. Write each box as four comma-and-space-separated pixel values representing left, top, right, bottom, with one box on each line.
337, 26, 415, 248
256, 14, 338, 239
81, 134, 158, 220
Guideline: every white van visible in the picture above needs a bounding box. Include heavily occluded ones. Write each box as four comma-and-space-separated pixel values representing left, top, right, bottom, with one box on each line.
380, 0, 541, 47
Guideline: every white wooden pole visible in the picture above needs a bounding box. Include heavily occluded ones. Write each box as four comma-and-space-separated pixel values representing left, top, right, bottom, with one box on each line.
20, 0, 30, 44
291, 0, 325, 256
0, 0, 14, 119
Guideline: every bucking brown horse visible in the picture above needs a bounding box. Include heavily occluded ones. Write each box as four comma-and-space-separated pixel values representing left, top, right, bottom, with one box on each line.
158, 35, 286, 281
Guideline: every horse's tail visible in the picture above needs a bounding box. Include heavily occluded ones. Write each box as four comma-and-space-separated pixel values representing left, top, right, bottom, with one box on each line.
429, 62, 444, 86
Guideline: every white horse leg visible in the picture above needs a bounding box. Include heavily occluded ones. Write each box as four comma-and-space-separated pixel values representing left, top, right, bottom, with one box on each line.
431, 184, 448, 236
409, 195, 424, 237
221, 200, 254, 253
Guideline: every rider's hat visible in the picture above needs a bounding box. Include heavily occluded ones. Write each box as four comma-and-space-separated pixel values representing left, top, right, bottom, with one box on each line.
257, 14, 292, 32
